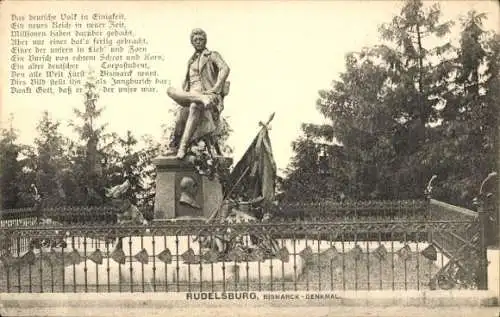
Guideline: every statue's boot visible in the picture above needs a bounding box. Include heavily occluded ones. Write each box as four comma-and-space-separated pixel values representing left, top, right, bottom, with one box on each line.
176, 104, 202, 159
164, 140, 179, 156
164, 148, 178, 156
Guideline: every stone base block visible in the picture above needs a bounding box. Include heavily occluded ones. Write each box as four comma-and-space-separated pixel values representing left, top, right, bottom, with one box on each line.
152, 156, 230, 220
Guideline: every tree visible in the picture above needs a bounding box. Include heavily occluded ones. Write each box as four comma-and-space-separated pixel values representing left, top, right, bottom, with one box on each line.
108, 130, 144, 206
135, 135, 162, 208
430, 11, 499, 206
32, 111, 71, 206
68, 75, 109, 205
0, 114, 34, 208
284, 1, 498, 205
282, 123, 349, 202
315, 49, 400, 200
374, 0, 455, 198
0, 115, 22, 208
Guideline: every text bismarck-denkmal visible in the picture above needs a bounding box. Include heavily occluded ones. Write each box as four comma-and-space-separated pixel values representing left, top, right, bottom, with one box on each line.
263, 293, 341, 300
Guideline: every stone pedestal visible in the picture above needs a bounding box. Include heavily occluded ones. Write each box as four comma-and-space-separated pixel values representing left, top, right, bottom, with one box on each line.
152, 156, 231, 220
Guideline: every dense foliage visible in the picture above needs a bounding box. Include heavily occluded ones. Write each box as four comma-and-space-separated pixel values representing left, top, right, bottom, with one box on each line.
283, 0, 499, 208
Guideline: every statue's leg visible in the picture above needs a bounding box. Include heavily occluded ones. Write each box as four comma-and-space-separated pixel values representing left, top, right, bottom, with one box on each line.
167, 87, 215, 107
204, 135, 222, 157
210, 109, 223, 156
176, 102, 203, 159
166, 108, 189, 154
211, 135, 223, 155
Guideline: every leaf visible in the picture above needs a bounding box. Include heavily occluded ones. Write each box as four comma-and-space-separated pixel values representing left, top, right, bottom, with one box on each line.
201, 249, 219, 263
277, 247, 290, 263
323, 246, 339, 261
68, 249, 81, 265
181, 248, 197, 264
88, 249, 104, 265
397, 244, 412, 261
134, 248, 149, 264
111, 248, 126, 265
421, 244, 437, 261
157, 249, 172, 264
350, 244, 363, 261
374, 244, 388, 260
299, 246, 313, 261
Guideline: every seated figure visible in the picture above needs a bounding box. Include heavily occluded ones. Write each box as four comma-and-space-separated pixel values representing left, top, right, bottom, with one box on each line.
166, 28, 230, 159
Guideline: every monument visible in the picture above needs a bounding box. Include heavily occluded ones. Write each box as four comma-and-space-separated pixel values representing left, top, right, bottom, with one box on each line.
19, 29, 304, 292
153, 28, 232, 221
149, 27, 283, 266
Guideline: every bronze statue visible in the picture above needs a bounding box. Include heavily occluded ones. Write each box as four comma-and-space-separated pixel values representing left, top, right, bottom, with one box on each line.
166, 28, 231, 159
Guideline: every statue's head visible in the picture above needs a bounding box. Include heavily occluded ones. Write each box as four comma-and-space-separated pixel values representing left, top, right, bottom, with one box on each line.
180, 176, 198, 196
190, 28, 207, 52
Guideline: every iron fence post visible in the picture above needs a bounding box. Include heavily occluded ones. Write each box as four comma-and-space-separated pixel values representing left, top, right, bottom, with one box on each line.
426, 198, 432, 244
476, 201, 489, 290
474, 172, 497, 290
424, 175, 436, 242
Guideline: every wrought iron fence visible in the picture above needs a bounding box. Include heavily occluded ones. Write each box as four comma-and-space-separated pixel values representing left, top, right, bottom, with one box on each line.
1, 200, 428, 257
1, 200, 428, 225
0, 219, 485, 293
428, 199, 487, 290
0, 208, 38, 227
274, 199, 429, 221
0, 206, 155, 255
0, 206, 148, 226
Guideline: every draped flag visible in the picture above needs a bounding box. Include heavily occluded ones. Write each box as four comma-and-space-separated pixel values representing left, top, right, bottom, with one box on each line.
204, 114, 279, 257
224, 113, 277, 205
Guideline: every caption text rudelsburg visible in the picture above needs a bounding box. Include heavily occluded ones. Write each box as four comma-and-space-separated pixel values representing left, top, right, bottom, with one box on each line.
185, 292, 341, 300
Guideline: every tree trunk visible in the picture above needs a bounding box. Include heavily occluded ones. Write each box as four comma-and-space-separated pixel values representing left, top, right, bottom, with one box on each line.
415, 22, 426, 129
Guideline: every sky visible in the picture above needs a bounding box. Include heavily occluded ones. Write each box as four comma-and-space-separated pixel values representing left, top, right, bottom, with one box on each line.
0, 0, 498, 176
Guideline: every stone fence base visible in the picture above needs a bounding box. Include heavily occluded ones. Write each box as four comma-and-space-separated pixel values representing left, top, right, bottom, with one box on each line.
1, 290, 497, 309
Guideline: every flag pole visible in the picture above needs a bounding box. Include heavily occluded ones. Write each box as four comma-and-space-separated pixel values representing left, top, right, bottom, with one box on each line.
223, 165, 251, 200
259, 112, 275, 129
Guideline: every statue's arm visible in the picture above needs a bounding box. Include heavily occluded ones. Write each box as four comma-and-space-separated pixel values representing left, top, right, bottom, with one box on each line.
182, 57, 193, 92
211, 51, 230, 93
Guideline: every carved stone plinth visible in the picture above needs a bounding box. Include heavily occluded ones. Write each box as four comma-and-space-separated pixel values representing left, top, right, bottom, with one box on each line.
152, 156, 231, 221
